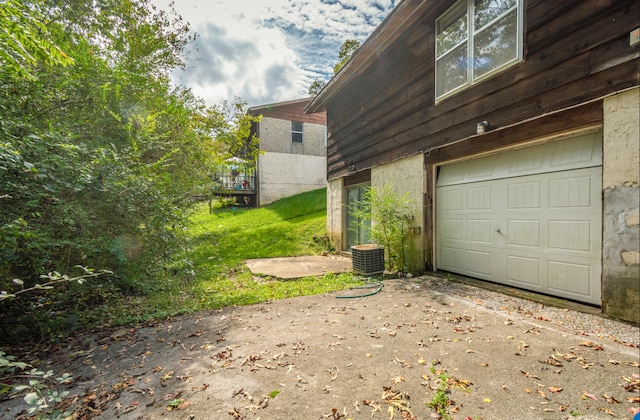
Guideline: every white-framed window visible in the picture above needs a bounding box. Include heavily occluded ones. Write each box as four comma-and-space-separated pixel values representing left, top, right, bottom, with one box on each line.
435, 0, 522, 100
291, 121, 303, 143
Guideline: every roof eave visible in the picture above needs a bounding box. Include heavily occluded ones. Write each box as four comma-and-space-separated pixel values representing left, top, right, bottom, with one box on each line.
305, 0, 429, 114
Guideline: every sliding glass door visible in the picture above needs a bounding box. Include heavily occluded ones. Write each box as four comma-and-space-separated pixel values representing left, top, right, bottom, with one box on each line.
346, 184, 370, 249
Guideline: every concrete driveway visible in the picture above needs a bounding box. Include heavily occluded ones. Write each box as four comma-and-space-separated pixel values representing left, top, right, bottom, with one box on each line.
3, 276, 638, 419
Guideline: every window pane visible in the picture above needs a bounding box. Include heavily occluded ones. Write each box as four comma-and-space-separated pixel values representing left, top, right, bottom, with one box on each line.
473, 9, 517, 79
475, 0, 516, 30
291, 121, 303, 132
436, 42, 468, 98
291, 121, 303, 143
436, 2, 467, 58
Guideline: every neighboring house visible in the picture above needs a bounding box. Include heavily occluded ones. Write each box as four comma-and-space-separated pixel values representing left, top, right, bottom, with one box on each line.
249, 98, 327, 207
212, 98, 327, 207
306, 0, 639, 323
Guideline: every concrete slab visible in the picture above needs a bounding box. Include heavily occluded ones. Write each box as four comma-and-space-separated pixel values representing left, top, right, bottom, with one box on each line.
245, 255, 353, 279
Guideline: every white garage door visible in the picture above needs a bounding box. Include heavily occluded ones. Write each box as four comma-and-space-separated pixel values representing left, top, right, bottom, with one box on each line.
436, 131, 602, 305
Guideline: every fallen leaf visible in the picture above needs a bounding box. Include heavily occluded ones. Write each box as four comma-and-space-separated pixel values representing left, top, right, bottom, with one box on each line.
579, 340, 594, 347
536, 389, 548, 400
518, 340, 529, 351
363, 400, 382, 415
520, 371, 540, 380
548, 386, 563, 393
581, 391, 598, 401
578, 359, 594, 369
596, 407, 615, 416
483, 398, 491, 403
391, 375, 405, 384
602, 394, 620, 404
557, 351, 577, 361
228, 407, 243, 419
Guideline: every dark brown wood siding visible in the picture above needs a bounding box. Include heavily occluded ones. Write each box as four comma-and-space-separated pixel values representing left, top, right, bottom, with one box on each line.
324, 0, 639, 181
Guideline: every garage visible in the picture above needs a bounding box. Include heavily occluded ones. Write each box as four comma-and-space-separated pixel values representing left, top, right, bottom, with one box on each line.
435, 131, 602, 305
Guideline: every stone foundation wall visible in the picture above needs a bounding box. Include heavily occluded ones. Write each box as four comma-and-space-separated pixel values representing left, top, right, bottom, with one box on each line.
602, 88, 640, 324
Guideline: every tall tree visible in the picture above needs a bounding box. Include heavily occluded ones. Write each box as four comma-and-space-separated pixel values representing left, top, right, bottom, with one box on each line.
308, 79, 326, 95
307, 38, 362, 94
333, 39, 361, 74
0, 0, 246, 341
0, 0, 74, 79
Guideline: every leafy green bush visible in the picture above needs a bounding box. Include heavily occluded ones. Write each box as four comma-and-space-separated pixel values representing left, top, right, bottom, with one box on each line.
1, 0, 259, 342
348, 186, 415, 272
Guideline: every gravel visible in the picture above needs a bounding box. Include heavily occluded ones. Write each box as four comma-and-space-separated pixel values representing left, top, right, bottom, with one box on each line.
417, 275, 640, 347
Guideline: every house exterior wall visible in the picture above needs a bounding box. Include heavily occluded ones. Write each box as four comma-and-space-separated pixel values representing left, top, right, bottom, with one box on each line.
258, 152, 327, 206
258, 116, 326, 157
370, 154, 424, 272
602, 88, 640, 324
327, 178, 344, 252
255, 112, 327, 206
305, 0, 639, 321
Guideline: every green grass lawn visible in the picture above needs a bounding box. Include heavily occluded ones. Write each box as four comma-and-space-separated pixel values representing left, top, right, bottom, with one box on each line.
107, 188, 363, 324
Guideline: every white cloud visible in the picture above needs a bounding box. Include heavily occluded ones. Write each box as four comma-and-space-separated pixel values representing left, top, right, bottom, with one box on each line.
150, 0, 396, 107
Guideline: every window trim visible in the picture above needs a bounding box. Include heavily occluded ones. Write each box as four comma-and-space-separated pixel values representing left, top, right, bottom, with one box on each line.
435, 0, 523, 102
291, 121, 304, 143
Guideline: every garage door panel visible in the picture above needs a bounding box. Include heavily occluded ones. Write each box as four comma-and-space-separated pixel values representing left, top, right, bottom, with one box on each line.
436, 131, 602, 305
508, 181, 541, 209
440, 218, 464, 240
466, 249, 493, 278
549, 134, 600, 168
507, 255, 541, 286
439, 246, 465, 271
548, 261, 593, 298
507, 220, 541, 247
467, 219, 492, 243
467, 187, 492, 209
549, 176, 593, 208
440, 189, 463, 210
509, 143, 546, 174
438, 244, 497, 279
548, 220, 592, 252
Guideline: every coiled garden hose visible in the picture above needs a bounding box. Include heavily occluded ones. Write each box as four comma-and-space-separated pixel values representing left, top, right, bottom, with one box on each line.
335, 277, 383, 298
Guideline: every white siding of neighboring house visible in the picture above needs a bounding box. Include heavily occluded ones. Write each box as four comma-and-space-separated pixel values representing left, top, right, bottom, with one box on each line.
257, 116, 327, 206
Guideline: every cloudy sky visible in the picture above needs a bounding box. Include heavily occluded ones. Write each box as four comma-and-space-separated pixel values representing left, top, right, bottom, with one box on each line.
150, 0, 397, 107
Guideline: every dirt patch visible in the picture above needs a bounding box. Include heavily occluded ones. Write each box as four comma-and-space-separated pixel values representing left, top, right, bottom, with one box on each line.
2, 277, 639, 419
